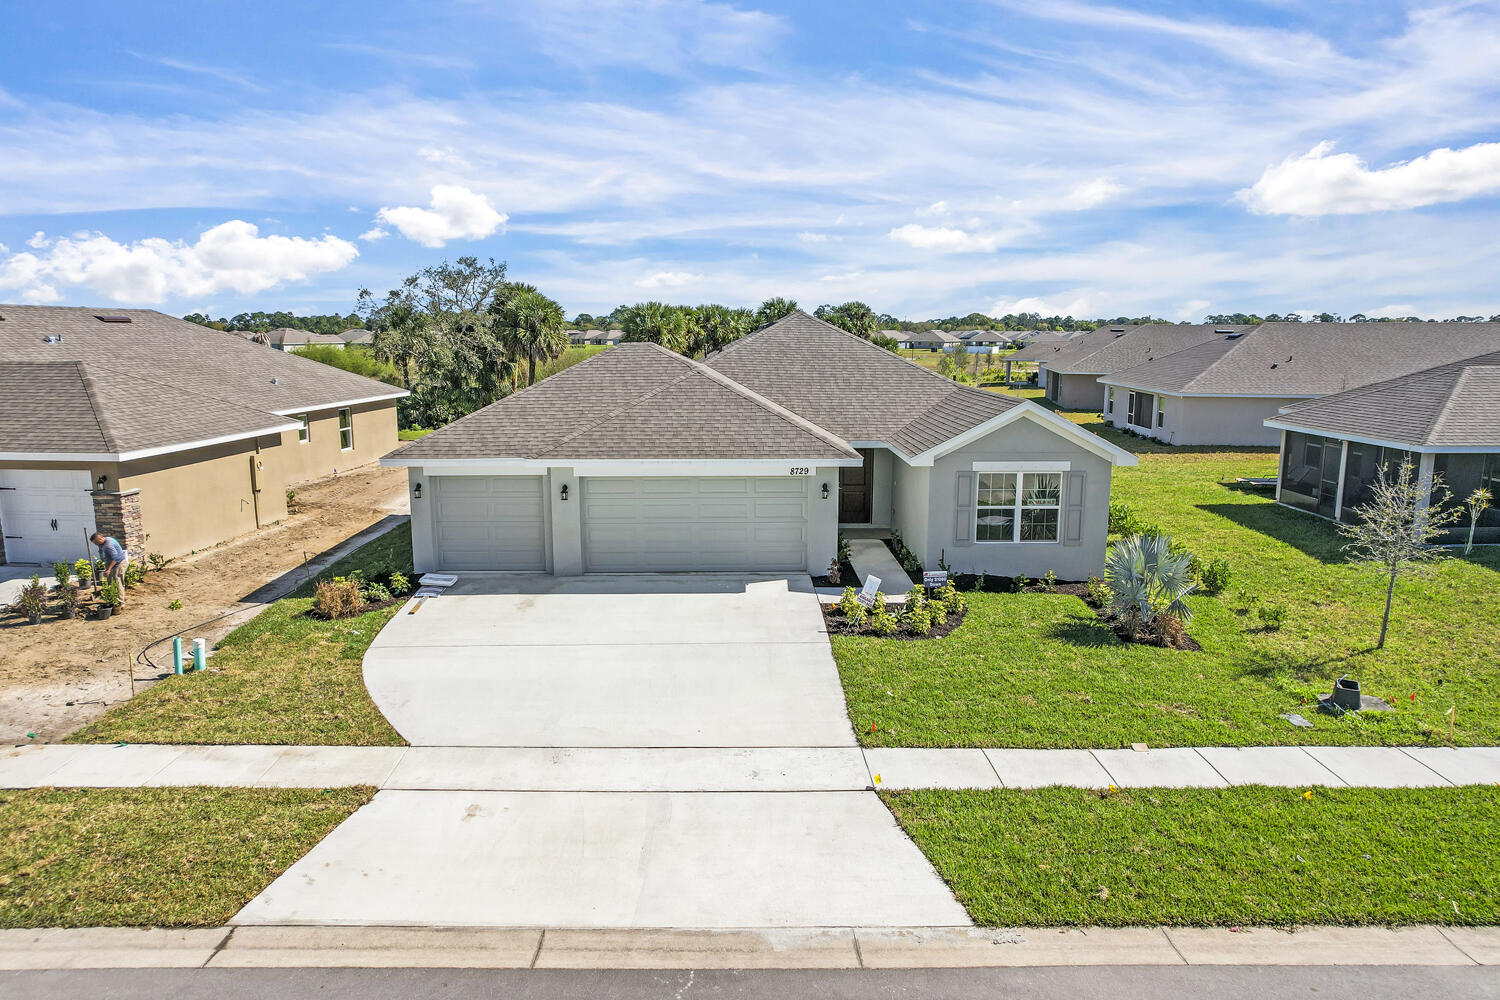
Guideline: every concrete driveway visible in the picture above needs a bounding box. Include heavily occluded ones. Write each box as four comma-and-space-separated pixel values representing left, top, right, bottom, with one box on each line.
362, 574, 856, 748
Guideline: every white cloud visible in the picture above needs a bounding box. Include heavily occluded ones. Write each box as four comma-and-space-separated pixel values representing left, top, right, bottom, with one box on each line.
26, 231, 48, 249
505, 0, 788, 72
375, 185, 508, 247
635, 270, 699, 289
359, 227, 389, 241
988, 293, 1095, 319
888, 224, 1004, 253
797, 231, 830, 243
1367, 303, 1417, 319
1174, 298, 1212, 322
0, 221, 358, 305
1240, 140, 1500, 216
916, 200, 950, 217
1065, 178, 1124, 209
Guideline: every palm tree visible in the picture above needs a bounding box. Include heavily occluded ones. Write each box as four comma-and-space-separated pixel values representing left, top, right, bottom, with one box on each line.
494, 286, 567, 387
620, 301, 690, 354
686, 304, 753, 357
753, 297, 798, 327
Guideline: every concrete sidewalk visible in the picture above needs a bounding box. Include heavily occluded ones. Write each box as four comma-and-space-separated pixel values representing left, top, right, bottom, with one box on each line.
5, 742, 1497, 790
845, 538, 911, 592
2, 924, 1496, 969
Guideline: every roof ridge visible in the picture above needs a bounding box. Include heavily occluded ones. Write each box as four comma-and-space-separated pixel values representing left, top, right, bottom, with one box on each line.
675, 349, 860, 457
1423, 366, 1483, 445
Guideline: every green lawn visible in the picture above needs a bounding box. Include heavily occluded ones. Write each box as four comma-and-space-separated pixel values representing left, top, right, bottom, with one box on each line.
397, 427, 433, 441
66, 527, 414, 746
836, 432, 1500, 748
884, 786, 1500, 927
0, 786, 373, 927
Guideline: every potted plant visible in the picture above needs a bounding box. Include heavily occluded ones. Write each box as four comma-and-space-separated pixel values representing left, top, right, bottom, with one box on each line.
74, 557, 93, 588
93, 580, 122, 620
56, 580, 81, 620
11, 575, 47, 625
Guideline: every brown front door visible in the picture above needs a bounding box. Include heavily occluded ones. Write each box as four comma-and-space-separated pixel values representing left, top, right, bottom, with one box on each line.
839, 448, 874, 523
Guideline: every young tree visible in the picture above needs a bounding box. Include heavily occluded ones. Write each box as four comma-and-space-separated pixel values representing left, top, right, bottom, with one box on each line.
1339, 461, 1463, 648
1464, 487, 1493, 555
753, 297, 798, 327
494, 286, 567, 387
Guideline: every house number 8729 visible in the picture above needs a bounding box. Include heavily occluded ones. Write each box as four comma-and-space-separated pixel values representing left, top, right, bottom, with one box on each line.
789, 467, 809, 476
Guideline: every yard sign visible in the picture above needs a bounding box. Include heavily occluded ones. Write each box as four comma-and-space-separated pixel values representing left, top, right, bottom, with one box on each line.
857, 575, 881, 607
923, 570, 948, 588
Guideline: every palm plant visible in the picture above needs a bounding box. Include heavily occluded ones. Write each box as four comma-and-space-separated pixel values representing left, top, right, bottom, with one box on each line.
1464, 487, 1493, 555
620, 301, 690, 354
494, 285, 567, 386
1104, 532, 1196, 641
686, 304, 753, 357
753, 297, 798, 327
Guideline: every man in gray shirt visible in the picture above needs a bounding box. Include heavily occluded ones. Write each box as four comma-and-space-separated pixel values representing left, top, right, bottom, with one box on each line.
90, 532, 128, 605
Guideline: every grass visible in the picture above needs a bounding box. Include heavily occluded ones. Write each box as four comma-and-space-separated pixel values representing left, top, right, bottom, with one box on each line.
397, 427, 433, 441
0, 786, 373, 927
883, 786, 1500, 926
835, 428, 1500, 748
66, 526, 414, 746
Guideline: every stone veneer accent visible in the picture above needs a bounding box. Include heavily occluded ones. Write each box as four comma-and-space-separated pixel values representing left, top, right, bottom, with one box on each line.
91, 489, 146, 557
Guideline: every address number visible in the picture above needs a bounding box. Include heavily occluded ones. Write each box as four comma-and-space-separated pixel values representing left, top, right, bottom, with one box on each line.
789, 467, 810, 476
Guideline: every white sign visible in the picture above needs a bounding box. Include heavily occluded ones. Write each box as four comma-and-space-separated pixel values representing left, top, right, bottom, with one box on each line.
856, 575, 881, 607
923, 570, 948, 588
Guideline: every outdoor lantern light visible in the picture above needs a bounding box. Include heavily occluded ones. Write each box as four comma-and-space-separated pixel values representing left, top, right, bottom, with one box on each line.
96, 474, 108, 491
821, 482, 830, 500
561, 483, 570, 501
412, 482, 422, 500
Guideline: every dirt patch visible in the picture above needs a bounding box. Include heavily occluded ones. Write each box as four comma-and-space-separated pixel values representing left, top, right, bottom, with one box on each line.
0, 465, 409, 742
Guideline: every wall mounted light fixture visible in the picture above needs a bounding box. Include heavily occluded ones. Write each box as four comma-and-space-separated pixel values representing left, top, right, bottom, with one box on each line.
96, 475, 108, 491
821, 482, 830, 500
561, 483, 570, 501
412, 482, 423, 500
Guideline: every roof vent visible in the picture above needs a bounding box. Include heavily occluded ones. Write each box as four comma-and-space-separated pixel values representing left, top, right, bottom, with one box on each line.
270, 377, 280, 385
1224, 332, 1243, 340
94, 314, 131, 323
43, 334, 63, 344
1110, 327, 1125, 332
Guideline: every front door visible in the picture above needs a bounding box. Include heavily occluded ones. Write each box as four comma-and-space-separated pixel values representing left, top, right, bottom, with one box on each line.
838, 448, 874, 523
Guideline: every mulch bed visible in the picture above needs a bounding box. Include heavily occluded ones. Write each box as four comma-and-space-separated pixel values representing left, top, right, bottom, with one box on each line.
1079, 592, 1202, 651
811, 559, 860, 589
821, 605, 968, 641
305, 595, 406, 621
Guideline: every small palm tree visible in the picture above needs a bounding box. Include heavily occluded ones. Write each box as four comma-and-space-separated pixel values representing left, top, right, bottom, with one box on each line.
1104, 533, 1196, 641
1465, 487, 1493, 555
495, 287, 567, 387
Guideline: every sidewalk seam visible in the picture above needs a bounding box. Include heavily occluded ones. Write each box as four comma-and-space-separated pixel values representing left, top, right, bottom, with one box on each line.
1298, 746, 1351, 786
199, 927, 234, 968
530, 927, 546, 969
1191, 749, 1233, 788
1160, 927, 1191, 965
1436, 926, 1482, 965
1397, 747, 1457, 786
851, 928, 865, 968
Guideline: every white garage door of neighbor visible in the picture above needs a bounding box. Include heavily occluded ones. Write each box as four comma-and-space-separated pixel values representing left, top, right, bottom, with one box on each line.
582, 476, 809, 573
432, 476, 547, 571
0, 469, 97, 565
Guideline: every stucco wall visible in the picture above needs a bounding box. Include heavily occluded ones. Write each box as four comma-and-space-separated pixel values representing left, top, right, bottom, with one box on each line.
1054, 372, 1107, 411
922, 416, 1113, 580
407, 466, 437, 574
869, 448, 894, 527
1106, 392, 1299, 446
276, 399, 400, 486
115, 435, 290, 558
890, 460, 931, 561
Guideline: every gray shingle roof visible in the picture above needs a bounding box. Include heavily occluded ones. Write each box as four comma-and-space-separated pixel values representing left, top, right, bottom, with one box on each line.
1047, 324, 1250, 375
897, 330, 959, 345
1268, 351, 1500, 449
0, 306, 405, 419
389, 342, 860, 462
1006, 329, 1102, 362
0, 361, 298, 457
1104, 322, 1500, 396
704, 311, 1020, 456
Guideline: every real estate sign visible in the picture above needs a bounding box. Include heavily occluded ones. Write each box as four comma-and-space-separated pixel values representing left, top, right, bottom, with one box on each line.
857, 575, 881, 607
922, 570, 948, 588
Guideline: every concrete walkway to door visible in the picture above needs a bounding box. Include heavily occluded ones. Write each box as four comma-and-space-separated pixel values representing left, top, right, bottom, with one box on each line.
362, 574, 857, 747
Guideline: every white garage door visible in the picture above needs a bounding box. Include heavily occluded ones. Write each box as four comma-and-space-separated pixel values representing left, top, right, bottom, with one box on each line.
432, 476, 546, 571
582, 477, 808, 573
0, 469, 96, 565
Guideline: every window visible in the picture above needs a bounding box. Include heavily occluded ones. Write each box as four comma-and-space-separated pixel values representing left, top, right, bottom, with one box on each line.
1128, 390, 1153, 428
1156, 395, 1166, 428
976, 471, 1062, 543
1105, 387, 1114, 414
296, 414, 309, 444
338, 407, 353, 451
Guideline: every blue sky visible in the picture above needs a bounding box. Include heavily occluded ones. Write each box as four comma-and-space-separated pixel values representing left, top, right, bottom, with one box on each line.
3, 0, 1500, 321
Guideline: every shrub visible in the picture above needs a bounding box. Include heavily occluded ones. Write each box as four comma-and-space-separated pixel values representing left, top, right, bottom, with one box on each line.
1041, 569, 1058, 593
1108, 499, 1145, 536
1152, 612, 1187, 647
1197, 556, 1232, 595
52, 561, 71, 588
888, 529, 922, 574
123, 562, 145, 588
1104, 533, 1196, 641
1258, 603, 1288, 630
867, 595, 898, 636
98, 580, 122, 608
146, 552, 172, 572
388, 572, 411, 596
365, 582, 392, 603
314, 577, 364, 619
927, 597, 948, 627
826, 558, 842, 585
74, 558, 93, 586
167, 599, 183, 611
56, 580, 81, 619
934, 580, 965, 616
11, 575, 46, 624
836, 587, 868, 625
902, 598, 932, 636
837, 535, 852, 565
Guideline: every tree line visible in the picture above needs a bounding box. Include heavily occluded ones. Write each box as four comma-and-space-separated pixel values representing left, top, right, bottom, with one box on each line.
1205, 312, 1500, 324
183, 310, 365, 335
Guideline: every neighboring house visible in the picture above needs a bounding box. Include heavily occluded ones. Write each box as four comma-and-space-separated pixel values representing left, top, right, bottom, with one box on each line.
0, 306, 406, 565
340, 327, 374, 346
1100, 322, 1500, 447
388, 311, 1136, 580
1035, 324, 1241, 411
1264, 350, 1500, 545
959, 331, 1011, 353
896, 330, 960, 351
581, 329, 622, 346
251, 328, 350, 351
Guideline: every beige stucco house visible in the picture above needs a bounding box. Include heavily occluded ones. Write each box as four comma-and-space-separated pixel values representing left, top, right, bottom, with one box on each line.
387, 312, 1136, 581
0, 306, 405, 565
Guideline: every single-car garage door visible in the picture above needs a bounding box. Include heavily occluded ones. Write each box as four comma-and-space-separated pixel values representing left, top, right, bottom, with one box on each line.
582, 477, 808, 573
0, 469, 96, 565
432, 476, 546, 571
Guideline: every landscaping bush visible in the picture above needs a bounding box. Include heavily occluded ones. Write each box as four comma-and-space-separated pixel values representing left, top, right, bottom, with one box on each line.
365, 582, 392, 604
11, 576, 46, 624
313, 578, 364, 619
1258, 603, 1288, 630
123, 562, 145, 588
934, 581, 967, 616
836, 587, 868, 625
1103, 533, 1196, 645
146, 552, 172, 572
73, 558, 93, 587
868, 595, 898, 635
56, 581, 81, 619
902, 598, 932, 636
1196, 556, 1232, 595
388, 572, 411, 597
1108, 499, 1144, 536
52, 562, 71, 588
888, 529, 923, 575
98, 580, 122, 609
1085, 576, 1111, 608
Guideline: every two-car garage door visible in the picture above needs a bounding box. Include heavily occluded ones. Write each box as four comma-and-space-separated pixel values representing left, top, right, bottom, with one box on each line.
582, 477, 808, 573
429, 474, 811, 573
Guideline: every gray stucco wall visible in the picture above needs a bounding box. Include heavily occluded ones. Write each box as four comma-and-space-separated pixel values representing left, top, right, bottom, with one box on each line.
870, 448, 894, 526
408, 466, 436, 573
1106, 392, 1301, 446
917, 417, 1113, 580
1054, 372, 1107, 411
891, 460, 931, 561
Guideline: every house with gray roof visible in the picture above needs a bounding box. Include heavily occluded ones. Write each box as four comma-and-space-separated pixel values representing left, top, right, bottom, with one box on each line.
895, 330, 960, 350
1263, 350, 1500, 544
256, 327, 349, 350
1100, 322, 1500, 446
0, 306, 405, 565
340, 327, 374, 346
1032, 324, 1241, 411
387, 311, 1136, 579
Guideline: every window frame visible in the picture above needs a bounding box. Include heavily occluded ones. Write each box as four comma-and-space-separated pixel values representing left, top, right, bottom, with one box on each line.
1156, 395, 1166, 428
337, 407, 354, 451
296, 413, 310, 444
974, 467, 1066, 544
1104, 387, 1114, 414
